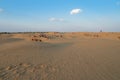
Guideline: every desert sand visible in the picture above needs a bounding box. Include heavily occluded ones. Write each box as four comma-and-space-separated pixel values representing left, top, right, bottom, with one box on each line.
0, 32, 120, 80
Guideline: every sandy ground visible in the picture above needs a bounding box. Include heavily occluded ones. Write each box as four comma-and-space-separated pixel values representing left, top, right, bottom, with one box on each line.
0, 32, 120, 80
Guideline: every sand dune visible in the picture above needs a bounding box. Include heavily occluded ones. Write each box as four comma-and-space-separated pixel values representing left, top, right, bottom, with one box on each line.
0, 32, 120, 80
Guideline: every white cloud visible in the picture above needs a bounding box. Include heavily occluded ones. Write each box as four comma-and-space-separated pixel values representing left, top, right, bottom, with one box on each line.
0, 8, 3, 13
49, 17, 64, 22
49, 18, 56, 22
70, 8, 82, 15
116, 1, 120, 6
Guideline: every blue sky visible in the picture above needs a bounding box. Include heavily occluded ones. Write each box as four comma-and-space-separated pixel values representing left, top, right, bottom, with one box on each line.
0, 0, 120, 32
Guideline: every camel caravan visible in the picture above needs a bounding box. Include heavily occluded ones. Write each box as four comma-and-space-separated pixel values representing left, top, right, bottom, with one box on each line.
31, 32, 63, 42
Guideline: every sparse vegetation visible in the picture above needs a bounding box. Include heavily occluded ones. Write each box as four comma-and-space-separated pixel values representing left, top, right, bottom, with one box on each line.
84, 33, 92, 37
31, 32, 63, 42
93, 34, 99, 38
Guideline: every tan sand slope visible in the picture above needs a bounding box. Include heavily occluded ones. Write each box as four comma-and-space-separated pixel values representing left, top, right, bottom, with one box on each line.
0, 32, 120, 80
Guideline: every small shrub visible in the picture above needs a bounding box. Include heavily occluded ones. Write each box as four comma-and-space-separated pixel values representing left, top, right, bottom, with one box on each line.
39, 40, 42, 42
118, 36, 120, 39
35, 39, 38, 41
32, 38, 35, 41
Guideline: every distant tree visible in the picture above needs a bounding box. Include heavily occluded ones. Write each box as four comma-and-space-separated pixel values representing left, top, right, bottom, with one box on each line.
100, 30, 102, 32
